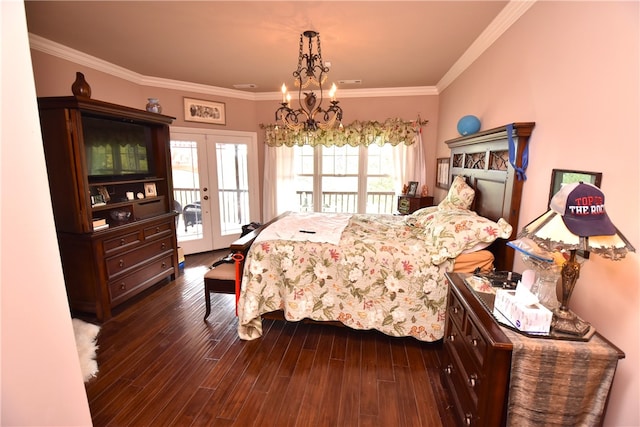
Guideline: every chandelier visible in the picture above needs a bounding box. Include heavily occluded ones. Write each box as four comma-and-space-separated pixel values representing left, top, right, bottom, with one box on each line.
275, 30, 343, 131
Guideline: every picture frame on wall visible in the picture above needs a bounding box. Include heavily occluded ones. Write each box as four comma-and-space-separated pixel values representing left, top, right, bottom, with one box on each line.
549, 169, 602, 204
183, 97, 226, 125
436, 158, 450, 189
407, 181, 419, 197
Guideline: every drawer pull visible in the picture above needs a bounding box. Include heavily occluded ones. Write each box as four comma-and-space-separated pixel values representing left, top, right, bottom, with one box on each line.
464, 413, 473, 425
468, 374, 478, 388
161, 262, 167, 268
448, 334, 455, 342
156, 227, 161, 233
120, 283, 126, 290
161, 242, 166, 249
445, 364, 453, 375
119, 259, 124, 267
471, 337, 479, 347
452, 306, 459, 314
120, 238, 126, 246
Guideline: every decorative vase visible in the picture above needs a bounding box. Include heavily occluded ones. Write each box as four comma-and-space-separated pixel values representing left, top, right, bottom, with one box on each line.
71, 72, 92, 98
457, 115, 481, 136
146, 98, 162, 113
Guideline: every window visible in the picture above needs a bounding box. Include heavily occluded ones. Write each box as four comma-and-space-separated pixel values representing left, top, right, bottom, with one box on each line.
292, 144, 397, 214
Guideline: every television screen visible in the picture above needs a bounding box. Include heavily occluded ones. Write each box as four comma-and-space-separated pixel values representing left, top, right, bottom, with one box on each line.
83, 115, 154, 180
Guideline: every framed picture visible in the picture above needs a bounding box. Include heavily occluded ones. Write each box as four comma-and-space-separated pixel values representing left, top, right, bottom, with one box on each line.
184, 97, 226, 125
436, 158, 450, 189
549, 169, 602, 204
144, 182, 157, 197
407, 181, 419, 197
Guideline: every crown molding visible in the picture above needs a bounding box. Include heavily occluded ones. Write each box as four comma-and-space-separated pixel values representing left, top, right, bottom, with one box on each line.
29, 33, 438, 100
29, 1, 534, 101
437, 0, 537, 92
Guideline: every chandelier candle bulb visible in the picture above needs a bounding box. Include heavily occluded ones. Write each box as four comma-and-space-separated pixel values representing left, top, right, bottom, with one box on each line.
281, 83, 287, 103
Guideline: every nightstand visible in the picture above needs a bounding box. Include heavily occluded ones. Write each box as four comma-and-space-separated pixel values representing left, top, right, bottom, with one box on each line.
397, 195, 433, 214
442, 272, 624, 426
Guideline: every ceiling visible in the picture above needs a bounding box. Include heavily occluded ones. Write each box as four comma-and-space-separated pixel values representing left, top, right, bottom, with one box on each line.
24, 1, 518, 97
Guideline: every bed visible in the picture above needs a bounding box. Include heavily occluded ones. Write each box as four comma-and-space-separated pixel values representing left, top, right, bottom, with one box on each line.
234, 122, 535, 342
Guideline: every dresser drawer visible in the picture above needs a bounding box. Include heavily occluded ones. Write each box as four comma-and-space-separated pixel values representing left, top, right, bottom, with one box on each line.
465, 314, 489, 369
447, 288, 465, 329
105, 236, 174, 279
446, 315, 481, 410
103, 230, 142, 255
108, 255, 174, 304
443, 342, 478, 426
143, 220, 173, 240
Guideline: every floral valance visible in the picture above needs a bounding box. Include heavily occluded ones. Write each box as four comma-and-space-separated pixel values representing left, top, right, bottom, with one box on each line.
261, 118, 428, 147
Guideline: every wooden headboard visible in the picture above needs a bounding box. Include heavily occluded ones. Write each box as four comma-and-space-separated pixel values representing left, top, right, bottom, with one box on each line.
445, 122, 535, 271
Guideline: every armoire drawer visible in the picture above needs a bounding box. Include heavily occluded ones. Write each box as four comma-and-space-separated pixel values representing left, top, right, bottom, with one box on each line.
105, 236, 174, 279
108, 255, 174, 304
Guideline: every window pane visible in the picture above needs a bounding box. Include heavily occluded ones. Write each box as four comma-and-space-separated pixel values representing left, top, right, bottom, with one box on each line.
366, 144, 395, 214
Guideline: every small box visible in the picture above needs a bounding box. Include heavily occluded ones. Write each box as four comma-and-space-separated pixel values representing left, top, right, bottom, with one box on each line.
177, 247, 185, 263
493, 288, 552, 334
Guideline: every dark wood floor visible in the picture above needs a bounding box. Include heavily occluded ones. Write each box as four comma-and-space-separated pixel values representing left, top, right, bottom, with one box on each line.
84, 250, 457, 427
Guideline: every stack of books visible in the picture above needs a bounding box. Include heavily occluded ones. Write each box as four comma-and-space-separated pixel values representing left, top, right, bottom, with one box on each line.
93, 218, 109, 231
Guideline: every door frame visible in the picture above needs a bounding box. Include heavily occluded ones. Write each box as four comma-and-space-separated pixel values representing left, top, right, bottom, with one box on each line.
171, 126, 260, 253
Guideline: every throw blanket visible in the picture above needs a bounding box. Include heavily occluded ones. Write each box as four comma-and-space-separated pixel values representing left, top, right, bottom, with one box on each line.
504, 328, 620, 426
255, 212, 351, 245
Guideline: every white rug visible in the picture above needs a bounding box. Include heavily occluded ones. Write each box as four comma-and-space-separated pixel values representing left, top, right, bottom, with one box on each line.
72, 318, 101, 382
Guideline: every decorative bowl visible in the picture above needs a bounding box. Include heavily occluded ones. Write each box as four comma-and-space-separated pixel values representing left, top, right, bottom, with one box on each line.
110, 210, 131, 221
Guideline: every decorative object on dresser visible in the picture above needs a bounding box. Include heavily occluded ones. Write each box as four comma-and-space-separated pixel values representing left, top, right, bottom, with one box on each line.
442, 272, 625, 426
518, 182, 635, 337
37, 74, 179, 321
406, 181, 419, 197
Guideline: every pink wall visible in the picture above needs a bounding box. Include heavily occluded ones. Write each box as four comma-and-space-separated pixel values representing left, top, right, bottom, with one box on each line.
437, 2, 639, 425
1, 3, 92, 425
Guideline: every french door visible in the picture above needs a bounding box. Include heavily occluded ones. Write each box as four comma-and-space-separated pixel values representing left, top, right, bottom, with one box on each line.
170, 127, 259, 254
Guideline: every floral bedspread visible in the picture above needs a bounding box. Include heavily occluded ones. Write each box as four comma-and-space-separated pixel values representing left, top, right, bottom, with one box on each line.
237, 210, 512, 342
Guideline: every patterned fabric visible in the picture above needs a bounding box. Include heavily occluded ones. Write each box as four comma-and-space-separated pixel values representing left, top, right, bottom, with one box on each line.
504, 328, 620, 426
438, 175, 476, 210
237, 212, 511, 341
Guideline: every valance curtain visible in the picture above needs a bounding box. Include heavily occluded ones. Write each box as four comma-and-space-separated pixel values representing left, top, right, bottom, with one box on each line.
262, 118, 428, 219
262, 118, 426, 148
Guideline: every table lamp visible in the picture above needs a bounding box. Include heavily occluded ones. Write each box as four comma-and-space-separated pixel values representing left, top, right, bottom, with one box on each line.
518, 182, 634, 336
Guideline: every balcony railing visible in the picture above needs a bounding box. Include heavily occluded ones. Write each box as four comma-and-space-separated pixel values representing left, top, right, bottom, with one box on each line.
298, 191, 396, 214
173, 188, 397, 227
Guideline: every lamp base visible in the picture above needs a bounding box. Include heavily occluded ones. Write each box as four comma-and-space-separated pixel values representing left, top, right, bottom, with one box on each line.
552, 307, 592, 337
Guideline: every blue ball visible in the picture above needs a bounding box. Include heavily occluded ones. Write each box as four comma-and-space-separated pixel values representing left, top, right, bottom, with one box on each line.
457, 115, 481, 136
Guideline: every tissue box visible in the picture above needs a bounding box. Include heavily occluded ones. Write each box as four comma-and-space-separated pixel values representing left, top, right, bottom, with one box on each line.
493, 289, 552, 334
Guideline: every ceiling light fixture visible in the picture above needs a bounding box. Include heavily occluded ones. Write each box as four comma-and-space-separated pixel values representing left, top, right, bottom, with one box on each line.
275, 30, 343, 131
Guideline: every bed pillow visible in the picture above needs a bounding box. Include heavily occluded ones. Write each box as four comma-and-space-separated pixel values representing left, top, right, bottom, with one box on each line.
417, 208, 513, 264
438, 175, 475, 210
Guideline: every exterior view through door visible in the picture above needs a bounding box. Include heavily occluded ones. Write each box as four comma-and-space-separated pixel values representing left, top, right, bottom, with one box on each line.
170, 128, 259, 254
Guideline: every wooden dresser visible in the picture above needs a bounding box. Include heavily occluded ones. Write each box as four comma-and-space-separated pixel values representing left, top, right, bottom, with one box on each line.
442, 272, 624, 426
